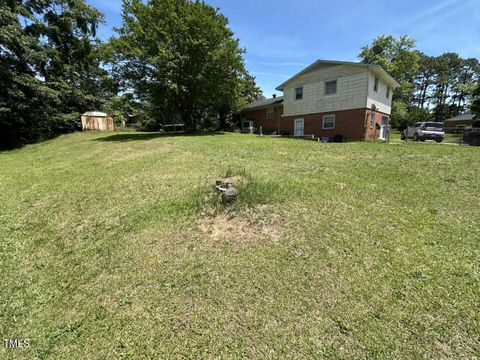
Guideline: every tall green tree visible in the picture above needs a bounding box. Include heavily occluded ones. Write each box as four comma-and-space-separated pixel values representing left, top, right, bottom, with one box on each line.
471, 83, 480, 119
0, 0, 106, 148
32, 0, 106, 124
359, 35, 420, 102
413, 53, 437, 109
114, 0, 260, 131
430, 53, 462, 121
0, 0, 56, 147
451, 58, 479, 109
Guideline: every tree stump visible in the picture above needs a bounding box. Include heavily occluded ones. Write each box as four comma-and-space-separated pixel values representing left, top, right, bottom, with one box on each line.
222, 187, 238, 202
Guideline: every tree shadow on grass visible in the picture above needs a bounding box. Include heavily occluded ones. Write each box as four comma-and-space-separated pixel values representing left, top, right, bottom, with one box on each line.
93, 131, 226, 142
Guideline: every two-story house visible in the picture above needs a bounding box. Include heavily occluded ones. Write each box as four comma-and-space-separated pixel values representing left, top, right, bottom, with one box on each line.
241, 60, 400, 141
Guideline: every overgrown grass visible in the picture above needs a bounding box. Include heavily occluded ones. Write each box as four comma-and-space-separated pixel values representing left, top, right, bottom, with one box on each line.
1, 131, 479, 359
191, 167, 282, 218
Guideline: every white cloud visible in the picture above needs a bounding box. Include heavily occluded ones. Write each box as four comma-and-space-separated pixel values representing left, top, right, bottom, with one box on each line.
407, 0, 459, 23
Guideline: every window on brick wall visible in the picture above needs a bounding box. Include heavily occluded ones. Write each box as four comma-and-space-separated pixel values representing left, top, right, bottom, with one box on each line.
374, 77, 379, 92
324, 79, 337, 95
323, 114, 335, 129
266, 107, 274, 119
295, 87, 303, 100
370, 113, 375, 128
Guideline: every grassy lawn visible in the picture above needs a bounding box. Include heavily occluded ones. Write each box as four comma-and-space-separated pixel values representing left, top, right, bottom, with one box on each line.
1, 131, 479, 359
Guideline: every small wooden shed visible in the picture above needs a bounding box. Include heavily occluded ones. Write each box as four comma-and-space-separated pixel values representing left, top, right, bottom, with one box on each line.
81, 111, 114, 131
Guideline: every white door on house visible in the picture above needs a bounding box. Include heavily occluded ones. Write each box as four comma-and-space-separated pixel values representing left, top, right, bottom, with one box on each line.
379, 116, 389, 140
294, 118, 304, 136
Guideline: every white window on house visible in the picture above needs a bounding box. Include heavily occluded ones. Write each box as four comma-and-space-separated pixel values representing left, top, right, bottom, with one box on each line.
324, 79, 337, 95
323, 114, 335, 129
295, 87, 303, 100
266, 107, 274, 119
386, 86, 390, 99
370, 113, 375, 128
374, 77, 379, 92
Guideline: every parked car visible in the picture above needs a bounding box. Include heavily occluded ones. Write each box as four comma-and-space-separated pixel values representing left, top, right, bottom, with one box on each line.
401, 122, 444, 142
462, 129, 480, 146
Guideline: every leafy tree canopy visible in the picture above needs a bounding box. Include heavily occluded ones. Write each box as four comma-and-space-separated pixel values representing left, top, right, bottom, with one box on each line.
113, 0, 261, 131
471, 83, 480, 119
0, 0, 107, 148
360, 34, 480, 127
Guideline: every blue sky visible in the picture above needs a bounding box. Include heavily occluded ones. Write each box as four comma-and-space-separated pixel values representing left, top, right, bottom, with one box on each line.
88, 0, 480, 97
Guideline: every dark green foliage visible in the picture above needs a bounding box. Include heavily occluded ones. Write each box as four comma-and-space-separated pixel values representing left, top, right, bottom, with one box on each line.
0, 0, 106, 148
0, 1, 55, 147
469, 83, 480, 119
113, 0, 261, 131
103, 93, 141, 126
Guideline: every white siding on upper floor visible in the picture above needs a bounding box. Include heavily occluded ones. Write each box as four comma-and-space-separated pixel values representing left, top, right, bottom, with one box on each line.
282, 65, 369, 117
366, 70, 393, 114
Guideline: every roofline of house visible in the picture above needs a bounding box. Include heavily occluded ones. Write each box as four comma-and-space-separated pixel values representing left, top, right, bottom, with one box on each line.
275, 59, 400, 91
240, 103, 283, 112
368, 64, 401, 89
240, 98, 284, 112
444, 116, 475, 122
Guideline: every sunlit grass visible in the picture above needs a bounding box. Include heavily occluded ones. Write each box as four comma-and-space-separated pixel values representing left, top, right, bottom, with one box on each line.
1, 131, 479, 358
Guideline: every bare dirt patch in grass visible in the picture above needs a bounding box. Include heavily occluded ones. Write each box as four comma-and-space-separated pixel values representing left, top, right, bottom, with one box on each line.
198, 205, 288, 250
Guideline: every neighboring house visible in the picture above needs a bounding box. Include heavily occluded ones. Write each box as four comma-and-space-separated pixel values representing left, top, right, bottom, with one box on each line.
240, 95, 284, 134
443, 113, 478, 133
241, 60, 400, 140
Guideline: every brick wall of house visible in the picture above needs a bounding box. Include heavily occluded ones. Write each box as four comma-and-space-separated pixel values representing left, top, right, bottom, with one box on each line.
242, 105, 283, 134
243, 106, 390, 140
281, 108, 367, 140
363, 110, 390, 140
364, 110, 377, 140
444, 120, 475, 130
